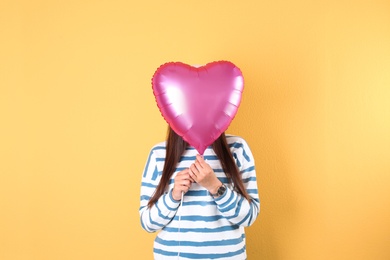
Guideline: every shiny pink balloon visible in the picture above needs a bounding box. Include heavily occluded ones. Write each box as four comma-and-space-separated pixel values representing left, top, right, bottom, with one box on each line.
152, 61, 244, 155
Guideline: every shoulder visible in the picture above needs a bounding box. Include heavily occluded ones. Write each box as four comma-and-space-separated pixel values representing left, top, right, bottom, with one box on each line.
225, 134, 254, 163
148, 141, 167, 158
225, 134, 250, 149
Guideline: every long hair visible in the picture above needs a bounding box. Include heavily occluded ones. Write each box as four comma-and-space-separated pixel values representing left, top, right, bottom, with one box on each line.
147, 127, 251, 208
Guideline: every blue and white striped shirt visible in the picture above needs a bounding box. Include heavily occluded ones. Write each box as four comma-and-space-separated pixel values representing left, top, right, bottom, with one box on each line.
139, 135, 260, 260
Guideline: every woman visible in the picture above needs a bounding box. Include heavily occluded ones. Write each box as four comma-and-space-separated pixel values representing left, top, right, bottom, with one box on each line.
139, 126, 260, 259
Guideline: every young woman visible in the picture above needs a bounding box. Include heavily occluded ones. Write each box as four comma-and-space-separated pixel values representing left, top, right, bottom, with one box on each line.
139, 126, 260, 259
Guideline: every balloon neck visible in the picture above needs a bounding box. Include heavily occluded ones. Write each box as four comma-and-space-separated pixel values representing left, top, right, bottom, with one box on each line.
197, 148, 206, 155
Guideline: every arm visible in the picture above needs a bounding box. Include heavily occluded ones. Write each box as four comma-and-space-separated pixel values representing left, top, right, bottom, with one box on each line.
139, 147, 180, 233
189, 138, 260, 227
214, 138, 260, 227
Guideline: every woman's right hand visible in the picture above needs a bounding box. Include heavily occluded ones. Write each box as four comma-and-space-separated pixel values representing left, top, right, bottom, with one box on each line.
172, 169, 193, 201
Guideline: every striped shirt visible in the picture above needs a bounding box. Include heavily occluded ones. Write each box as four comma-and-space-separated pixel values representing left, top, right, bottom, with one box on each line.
139, 135, 260, 260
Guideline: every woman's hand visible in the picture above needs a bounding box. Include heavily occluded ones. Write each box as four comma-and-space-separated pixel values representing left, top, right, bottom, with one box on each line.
172, 169, 194, 201
189, 154, 222, 195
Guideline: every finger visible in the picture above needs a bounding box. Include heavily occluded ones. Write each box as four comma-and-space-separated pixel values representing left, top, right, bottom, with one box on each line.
188, 166, 197, 180
180, 182, 191, 189
176, 170, 190, 180
188, 170, 195, 182
178, 170, 189, 178
189, 169, 196, 179
177, 180, 191, 189
196, 154, 207, 168
186, 174, 195, 183
177, 186, 188, 194
194, 160, 203, 171
176, 175, 191, 184
188, 171, 195, 181
190, 164, 198, 174
178, 169, 189, 176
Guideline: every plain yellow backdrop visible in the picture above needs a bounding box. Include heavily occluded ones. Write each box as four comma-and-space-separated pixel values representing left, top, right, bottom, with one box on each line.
1, 0, 390, 259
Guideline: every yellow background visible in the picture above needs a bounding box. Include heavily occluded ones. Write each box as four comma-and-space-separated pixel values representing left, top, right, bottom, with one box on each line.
1, 0, 390, 259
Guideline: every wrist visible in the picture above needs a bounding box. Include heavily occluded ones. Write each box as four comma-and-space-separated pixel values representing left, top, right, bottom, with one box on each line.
210, 183, 227, 198
171, 189, 181, 201
209, 180, 223, 195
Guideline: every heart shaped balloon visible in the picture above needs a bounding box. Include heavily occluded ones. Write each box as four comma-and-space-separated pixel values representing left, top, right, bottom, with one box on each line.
152, 61, 244, 155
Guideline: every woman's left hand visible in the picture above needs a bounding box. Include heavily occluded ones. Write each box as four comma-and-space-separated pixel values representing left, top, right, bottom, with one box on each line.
189, 154, 222, 195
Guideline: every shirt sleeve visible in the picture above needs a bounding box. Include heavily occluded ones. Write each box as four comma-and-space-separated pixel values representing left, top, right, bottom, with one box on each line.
214, 137, 260, 227
139, 147, 181, 233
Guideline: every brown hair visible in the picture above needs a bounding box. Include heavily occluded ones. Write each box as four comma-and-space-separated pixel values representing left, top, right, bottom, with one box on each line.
147, 127, 250, 208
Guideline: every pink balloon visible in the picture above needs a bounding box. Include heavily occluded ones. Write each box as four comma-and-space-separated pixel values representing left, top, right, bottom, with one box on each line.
152, 61, 244, 155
